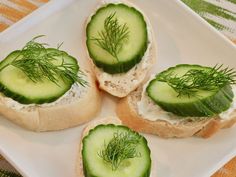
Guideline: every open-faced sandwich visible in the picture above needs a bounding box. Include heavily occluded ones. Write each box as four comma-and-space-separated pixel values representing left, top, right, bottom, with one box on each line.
0, 36, 101, 131
85, 1, 156, 97
117, 64, 236, 138
77, 117, 152, 177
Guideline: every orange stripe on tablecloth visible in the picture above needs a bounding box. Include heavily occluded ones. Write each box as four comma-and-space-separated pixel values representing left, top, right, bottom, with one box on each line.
0, 23, 9, 32
8, 0, 38, 12
212, 157, 236, 177
36, 0, 49, 3
0, 4, 28, 22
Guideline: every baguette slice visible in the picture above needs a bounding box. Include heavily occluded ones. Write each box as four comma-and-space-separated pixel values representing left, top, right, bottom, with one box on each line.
76, 117, 156, 177
76, 117, 122, 177
86, 0, 157, 97
116, 86, 236, 138
0, 70, 101, 131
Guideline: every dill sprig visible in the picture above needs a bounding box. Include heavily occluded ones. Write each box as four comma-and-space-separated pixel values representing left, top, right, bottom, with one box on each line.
98, 131, 141, 171
156, 64, 236, 97
91, 12, 129, 61
1, 35, 87, 86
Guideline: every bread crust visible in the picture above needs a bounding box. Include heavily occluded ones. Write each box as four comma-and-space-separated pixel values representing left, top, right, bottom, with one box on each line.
116, 87, 236, 138
76, 117, 158, 177
76, 117, 121, 177
85, 0, 157, 97
0, 71, 101, 131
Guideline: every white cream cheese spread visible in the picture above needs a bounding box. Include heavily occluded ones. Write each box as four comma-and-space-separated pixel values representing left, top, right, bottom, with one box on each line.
3, 74, 88, 111
137, 78, 236, 123
91, 0, 153, 88
137, 77, 182, 124
219, 85, 236, 119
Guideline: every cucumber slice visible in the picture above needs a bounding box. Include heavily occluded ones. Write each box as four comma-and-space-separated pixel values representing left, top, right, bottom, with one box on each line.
0, 49, 79, 104
82, 124, 151, 177
147, 64, 234, 117
86, 3, 148, 74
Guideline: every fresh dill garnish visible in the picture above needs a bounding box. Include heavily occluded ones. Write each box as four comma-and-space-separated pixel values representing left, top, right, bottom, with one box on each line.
98, 130, 141, 171
156, 64, 236, 97
1, 35, 87, 86
91, 12, 129, 61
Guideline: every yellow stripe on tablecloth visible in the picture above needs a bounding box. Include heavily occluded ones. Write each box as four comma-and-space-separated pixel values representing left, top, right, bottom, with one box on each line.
0, 0, 49, 32
8, 0, 38, 12
0, 4, 28, 22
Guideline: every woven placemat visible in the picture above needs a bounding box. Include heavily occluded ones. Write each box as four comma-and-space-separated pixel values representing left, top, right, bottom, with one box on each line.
0, 0, 236, 177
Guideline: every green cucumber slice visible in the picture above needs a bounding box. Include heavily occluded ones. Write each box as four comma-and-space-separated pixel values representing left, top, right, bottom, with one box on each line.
82, 124, 151, 177
0, 49, 78, 104
86, 3, 148, 74
146, 64, 234, 117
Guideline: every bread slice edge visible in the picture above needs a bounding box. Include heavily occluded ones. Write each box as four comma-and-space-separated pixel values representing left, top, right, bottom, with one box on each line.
76, 117, 122, 177
0, 70, 102, 131
116, 87, 236, 138
85, 0, 157, 98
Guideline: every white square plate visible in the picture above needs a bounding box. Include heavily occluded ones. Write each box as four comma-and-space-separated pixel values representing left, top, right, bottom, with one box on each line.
0, 0, 236, 177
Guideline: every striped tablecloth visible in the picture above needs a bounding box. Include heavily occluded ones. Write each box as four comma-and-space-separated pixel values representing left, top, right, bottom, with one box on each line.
0, 0, 236, 177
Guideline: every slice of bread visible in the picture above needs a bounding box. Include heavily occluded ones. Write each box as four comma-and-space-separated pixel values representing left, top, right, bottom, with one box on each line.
116, 86, 236, 138
76, 117, 156, 177
0, 70, 101, 131
76, 117, 122, 177
85, 0, 157, 97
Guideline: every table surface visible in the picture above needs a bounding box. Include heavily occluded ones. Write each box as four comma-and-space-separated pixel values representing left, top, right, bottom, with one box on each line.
0, 0, 236, 177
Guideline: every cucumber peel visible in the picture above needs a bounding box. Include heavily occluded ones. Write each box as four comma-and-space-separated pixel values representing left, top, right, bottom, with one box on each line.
0, 36, 86, 104
147, 64, 235, 117
86, 3, 148, 74
0, 50, 78, 104
82, 124, 151, 177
